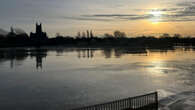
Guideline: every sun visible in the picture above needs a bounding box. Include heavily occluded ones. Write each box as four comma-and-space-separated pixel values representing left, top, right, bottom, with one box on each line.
149, 10, 163, 17
148, 9, 164, 24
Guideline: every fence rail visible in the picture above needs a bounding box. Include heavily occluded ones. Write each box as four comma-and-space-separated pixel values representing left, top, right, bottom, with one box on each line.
72, 92, 158, 110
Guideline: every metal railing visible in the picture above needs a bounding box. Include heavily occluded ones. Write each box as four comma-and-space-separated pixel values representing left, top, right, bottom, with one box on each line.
72, 92, 158, 110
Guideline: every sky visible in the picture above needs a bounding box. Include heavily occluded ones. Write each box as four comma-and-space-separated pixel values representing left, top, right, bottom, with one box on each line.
1, 0, 195, 37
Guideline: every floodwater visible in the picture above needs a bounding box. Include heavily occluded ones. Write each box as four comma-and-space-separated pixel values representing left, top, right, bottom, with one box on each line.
0, 47, 195, 110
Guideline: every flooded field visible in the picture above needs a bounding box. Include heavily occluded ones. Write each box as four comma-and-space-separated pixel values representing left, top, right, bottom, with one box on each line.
0, 47, 195, 110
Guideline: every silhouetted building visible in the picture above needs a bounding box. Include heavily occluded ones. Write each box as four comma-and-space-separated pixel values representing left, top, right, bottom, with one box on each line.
30, 23, 48, 40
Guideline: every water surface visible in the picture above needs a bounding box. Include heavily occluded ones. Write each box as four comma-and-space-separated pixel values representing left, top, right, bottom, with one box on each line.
0, 47, 195, 110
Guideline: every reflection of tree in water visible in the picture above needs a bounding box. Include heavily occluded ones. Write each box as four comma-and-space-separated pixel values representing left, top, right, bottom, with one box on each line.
102, 48, 113, 58
114, 49, 123, 58
117, 48, 148, 57
0, 49, 28, 68
0, 47, 181, 69
0, 48, 48, 69
76, 48, 148, 59
77, 49, 94, 59
101, 48, 148, 58
56, 48, 65, 56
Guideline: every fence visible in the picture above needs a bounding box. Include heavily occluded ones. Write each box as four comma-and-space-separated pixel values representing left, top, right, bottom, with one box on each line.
72, 92, 158, 110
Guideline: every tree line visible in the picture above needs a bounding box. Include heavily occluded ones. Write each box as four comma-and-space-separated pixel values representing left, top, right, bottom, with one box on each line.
0, 30, 195, 48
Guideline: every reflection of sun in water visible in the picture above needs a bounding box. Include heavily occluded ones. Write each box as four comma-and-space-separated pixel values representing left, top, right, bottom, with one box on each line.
146, 61, 165, 77
145, 52, 168, 77
148, 10, 164, 24
145, 52, 174, 77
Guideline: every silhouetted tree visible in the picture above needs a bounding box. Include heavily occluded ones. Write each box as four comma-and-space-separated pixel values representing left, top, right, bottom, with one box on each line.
173, 34, 181, 38
82, 32, 86, 38
77, 32, 81, 38
104, 33, 113, 38
160, 33, 171, 38
56, 33, 61, 37
90, 30, 94, 38
87, 30, 90, 38
114, 30, 126, 38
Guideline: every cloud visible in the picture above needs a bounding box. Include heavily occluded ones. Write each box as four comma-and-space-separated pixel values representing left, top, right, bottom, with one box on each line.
0, 28, 8, 36
64, 14, 156, 22
63, 16, 114, 22
163, 1, 195, 22
81, 14, 156, 20
176, 1, 195, 7
0, 28, 26, 36
122, 15, 153, 20
134, 8, 181, 12
82, 14, 137, 17
66, 14, 159, 22
160, 17, 195, 22
13, 28, 27, 34
64, 1, 195, 22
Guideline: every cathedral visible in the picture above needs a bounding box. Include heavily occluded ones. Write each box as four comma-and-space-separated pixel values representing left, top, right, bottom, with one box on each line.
30, 23, 48, 40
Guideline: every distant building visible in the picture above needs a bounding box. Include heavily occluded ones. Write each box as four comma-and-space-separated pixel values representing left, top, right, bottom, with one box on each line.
30, 23, 48, 40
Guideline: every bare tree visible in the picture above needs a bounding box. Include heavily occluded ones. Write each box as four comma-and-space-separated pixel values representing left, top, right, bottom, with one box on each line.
104, 33, 113, 38
113, 30, 126, 38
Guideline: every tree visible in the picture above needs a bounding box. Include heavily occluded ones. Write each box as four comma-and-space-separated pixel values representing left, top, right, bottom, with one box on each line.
173, 34, 181, 38
87, 30, 90, 38
104, 33, 113, 38
56, 33, 61, 37
77, 32, 81, 38
160, 33, 171, 38
113, 30, 126, 38
82, 32, 86, 38
90, 30, 94, 38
